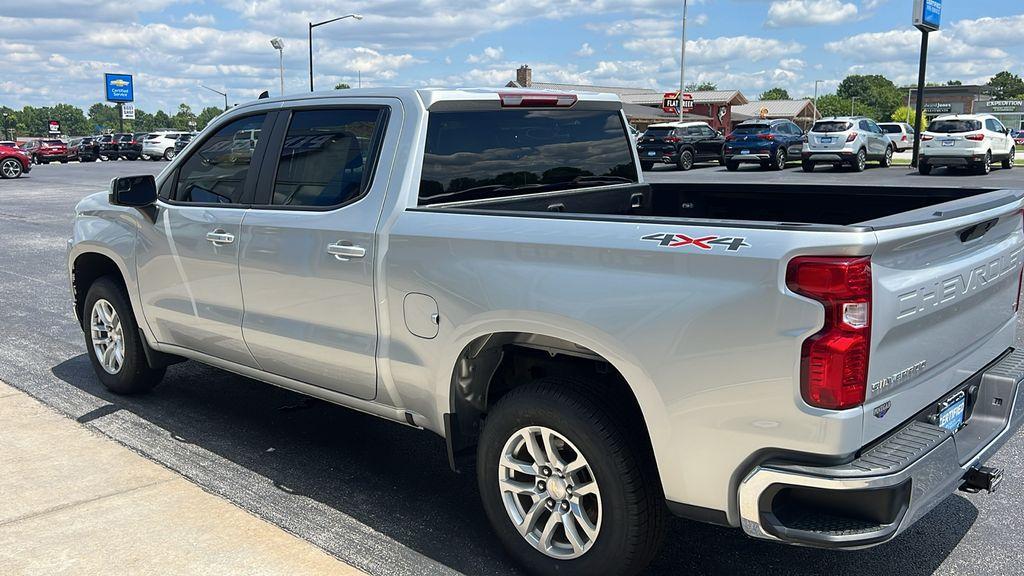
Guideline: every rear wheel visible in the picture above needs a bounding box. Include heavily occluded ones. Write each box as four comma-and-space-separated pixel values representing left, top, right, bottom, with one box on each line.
976, 151, 992, 175
1003, 147, 1015, 170
726, 161, 739, 172
801, 160, 814, 173
83, 277, 165, 394
640, 162, 654, 172
478, 379, 665, 576
770, 148, 787, 170
879, 145, 893, 168
163, 147, 176, 161
918, 160, 932, 175
0, 158, 23, 179
852, 148, 867, 172
677, 149, 694, 171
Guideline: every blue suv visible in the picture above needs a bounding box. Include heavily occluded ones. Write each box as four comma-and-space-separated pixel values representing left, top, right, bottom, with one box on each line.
723, 119, 805, 171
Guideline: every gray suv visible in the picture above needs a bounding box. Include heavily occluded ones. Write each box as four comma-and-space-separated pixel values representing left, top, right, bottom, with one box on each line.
801, 116, 894, 172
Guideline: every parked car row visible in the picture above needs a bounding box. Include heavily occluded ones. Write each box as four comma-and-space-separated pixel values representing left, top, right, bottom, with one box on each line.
638, 113, 1017, 176
0, 142, 32, 178
12, 131, 197, 165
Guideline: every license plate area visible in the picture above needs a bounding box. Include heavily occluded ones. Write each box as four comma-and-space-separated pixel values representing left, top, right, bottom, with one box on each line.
820, 137, 834, 144
934, 390, 967, 432
942, 140, 956, 147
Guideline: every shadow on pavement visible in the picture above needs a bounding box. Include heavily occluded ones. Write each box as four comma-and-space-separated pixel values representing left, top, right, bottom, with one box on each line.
52, 355, 975, 575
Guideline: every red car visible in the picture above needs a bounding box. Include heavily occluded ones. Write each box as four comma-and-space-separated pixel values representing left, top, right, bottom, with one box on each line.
1014, 130, 1024, 146
22, 139, 69, 164
0, 144, 31, 179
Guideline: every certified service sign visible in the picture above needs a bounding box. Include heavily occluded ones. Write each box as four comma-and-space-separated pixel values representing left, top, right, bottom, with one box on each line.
104, 73, 135, 103
913, 0, 942, 31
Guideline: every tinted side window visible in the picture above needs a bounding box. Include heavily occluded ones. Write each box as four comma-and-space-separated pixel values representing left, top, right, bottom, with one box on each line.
271, 108, 384, 208
419, 109, 638, 206
175, 114, 266, 204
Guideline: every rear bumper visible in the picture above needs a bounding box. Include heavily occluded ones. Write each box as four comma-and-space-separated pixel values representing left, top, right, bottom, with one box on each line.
639, 149, 679, 164
802, 151, 856, 164
921, 153, 987, 167
739, 348, 1024, 549
725, 152, 771, 163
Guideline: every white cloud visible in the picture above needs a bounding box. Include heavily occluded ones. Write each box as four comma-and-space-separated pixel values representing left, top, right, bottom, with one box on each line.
825, 29, 1008, 63
950, 14, 1024, 47
766, 0, 859, 28
779, 58, 806, 71
624, 35, 804, 65
576, 43, 595, 57
862, 0, 888, 10
182, 13, 216, 26
466, 46, 504, 64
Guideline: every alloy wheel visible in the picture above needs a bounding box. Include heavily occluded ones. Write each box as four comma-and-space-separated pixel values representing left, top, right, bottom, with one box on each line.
90, 299, 125, 375
1, 159, 22, 178
498, 425, 602, 560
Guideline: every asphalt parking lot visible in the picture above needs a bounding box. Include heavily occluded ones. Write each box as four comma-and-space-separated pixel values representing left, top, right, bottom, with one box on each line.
2, 161, 1024, 576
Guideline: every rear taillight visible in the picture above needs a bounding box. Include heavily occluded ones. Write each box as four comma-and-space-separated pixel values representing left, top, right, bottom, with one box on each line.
499, 92, 577, 107
901, 135, 908, 142
921, 134, 934, 141
846, 132, 858, 143
664, 136, 681, 143
786, 256, 872, 410
757, 133, 775, 140
965, 133, 985, 141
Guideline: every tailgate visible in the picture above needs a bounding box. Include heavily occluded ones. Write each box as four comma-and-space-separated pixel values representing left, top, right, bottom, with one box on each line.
864, 197, 1024, 442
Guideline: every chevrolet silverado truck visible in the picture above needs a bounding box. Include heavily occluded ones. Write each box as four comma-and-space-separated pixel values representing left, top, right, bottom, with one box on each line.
69, 88, 1024, 576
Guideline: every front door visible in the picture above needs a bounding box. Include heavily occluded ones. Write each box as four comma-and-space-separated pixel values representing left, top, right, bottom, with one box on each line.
136, 113, 271, 367
238, 104, 394, 400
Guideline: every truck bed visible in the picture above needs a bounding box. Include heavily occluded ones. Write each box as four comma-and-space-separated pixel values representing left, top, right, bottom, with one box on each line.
422, 182, 1012, 229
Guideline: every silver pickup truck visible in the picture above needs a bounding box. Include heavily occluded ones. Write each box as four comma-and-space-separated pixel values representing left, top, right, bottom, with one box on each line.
69, 88, 1024, 576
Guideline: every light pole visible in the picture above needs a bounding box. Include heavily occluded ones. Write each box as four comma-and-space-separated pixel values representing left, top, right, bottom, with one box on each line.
200, 85, 229, 110
308, 13, 363, 92
813, 80, 823, 120
271, 38, 285, 97
678, 0, 689, 123
850, 96, 858, 115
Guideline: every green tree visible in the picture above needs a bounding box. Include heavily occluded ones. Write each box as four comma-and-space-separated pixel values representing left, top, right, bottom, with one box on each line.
890, 106, 927, 131
946, 80, 962, 86
152, 110, 172, 130
814, 93, 875, 118
196, 106, 224, 130
171, 103, 196, 131
988, 71, 1024, 99
50, 103, 89, 136
835, 74, 902, 120
758, 87, 791, 100
684, 81, 717, 92
335, 82, 351, 90
88, 103, 121, 133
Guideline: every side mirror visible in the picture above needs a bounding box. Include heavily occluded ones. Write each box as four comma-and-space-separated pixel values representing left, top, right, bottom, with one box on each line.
109, 175, 157, 207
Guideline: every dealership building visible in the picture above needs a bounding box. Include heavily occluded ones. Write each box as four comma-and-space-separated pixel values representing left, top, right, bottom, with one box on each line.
909, 84, 1023, 129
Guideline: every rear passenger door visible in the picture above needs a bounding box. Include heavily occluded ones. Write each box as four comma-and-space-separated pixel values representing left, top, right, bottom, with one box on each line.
238, 103, 395, 400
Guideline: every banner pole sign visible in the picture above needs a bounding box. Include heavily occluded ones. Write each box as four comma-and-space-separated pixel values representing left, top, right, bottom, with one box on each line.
662, 92, 694, 115
47, 120, 61, 135
121, 103, 136, 120
910, 0, 941, 167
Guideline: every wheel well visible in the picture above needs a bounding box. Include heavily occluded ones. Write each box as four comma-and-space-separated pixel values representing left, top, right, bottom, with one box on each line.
71, 252, 124, 326
446, 333, 659, 482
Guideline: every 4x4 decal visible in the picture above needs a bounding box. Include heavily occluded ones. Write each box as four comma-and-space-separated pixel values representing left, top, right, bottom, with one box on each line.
641, 232, 750, 252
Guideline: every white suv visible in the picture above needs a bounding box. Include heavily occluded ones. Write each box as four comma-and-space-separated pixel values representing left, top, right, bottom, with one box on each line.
142, 131, 190, 161
919, 114, 1016, 175
801, 116, 894, 172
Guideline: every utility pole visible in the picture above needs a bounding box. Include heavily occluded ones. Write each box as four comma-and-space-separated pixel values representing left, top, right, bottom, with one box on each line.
678, 0, 689, 123
850, 96, 858, 116
117, 103, 124, 133
813, 80, 823, 120
308, 14, 363, 92
911, 31, 929, 167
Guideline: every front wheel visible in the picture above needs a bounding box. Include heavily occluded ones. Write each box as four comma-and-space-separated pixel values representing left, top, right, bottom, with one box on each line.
163, 147, 176, 161
1003, 147, 1015, 170
879, 146, 893, 168
83, 277, 165, 394
478, 380, 665, 576
0, 158, 23, 179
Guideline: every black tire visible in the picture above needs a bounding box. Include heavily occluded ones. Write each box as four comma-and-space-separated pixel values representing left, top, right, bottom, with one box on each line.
163, 147, 176, 161
640, 162, 654, 172
718, 155, 726, 166
770, 147, 787, 170
478, 379, 665, 576
879, 145, 893, 168
60, 159, 68, 164
726, 160, 739, 171
851, 148, 867, 172
977, 151, 992, 175
1003, 147, 1015, 170
918, 161, 932, 175
31, 154, 40, 165
0, 158, 23, 179
801, 160, 814, 172
677, 149, 694, 171
83, 277, 165, 394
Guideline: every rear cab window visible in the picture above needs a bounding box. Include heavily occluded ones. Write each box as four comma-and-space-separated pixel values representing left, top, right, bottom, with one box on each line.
419, 108, 638, 206
812, 121, 852, 133
732, 124, 769, 135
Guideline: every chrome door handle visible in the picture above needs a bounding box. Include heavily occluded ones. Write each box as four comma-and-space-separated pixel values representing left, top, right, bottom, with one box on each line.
206, 230, 235, 245
327, 242, 366, 260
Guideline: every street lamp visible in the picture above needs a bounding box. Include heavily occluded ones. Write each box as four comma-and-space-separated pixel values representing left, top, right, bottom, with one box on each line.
813, 80, 824, 120
270, 37, 285, 97
678, 0, 689, 123
200, 85, 229, 110
308, 13, 363, 92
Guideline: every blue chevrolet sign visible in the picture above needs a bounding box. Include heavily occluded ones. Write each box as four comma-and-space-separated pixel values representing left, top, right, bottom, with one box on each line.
104, 73, 134, 103
914, 0, 941, 31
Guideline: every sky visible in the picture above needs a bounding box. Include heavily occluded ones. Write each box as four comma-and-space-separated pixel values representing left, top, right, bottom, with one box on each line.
1, 1, 1021, 112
